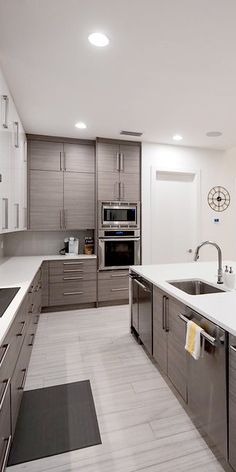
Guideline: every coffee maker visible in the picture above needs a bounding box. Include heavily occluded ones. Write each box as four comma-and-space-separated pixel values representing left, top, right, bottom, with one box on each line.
60, 237, 79, 256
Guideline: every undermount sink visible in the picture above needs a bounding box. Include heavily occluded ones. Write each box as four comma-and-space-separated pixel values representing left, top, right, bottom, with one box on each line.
0, 287, 20, 317
167, 279, 225, 295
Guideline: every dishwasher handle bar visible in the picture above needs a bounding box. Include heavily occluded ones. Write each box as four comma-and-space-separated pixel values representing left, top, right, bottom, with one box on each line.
132, 278, 152, 293
179, 313, 216, 346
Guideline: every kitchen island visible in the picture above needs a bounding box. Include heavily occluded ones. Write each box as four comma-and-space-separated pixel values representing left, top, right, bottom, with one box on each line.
130, 260, 236, 471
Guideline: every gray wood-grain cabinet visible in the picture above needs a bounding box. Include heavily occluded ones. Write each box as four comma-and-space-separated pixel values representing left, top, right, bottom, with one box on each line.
0, 267, 42, 468
48, 259, 97, 307
28, 138, 95, 230
64, 172, 95, 229
97, 141, 140, 201
98, 270, 129, 302
29, 170, 63, 230
152, 286, 187, 402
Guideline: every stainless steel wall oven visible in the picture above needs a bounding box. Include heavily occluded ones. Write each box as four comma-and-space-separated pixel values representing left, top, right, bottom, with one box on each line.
98, 229, 140, 270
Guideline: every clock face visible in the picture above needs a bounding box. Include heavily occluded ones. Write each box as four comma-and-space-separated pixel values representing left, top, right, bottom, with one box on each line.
208, 186, 230, 212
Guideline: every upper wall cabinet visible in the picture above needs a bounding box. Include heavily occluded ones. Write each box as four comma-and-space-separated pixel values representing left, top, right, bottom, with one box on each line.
28, 137, 95, 230
29, 140, 63, 171
0, 67, 27, 234
97, 140, 141, 202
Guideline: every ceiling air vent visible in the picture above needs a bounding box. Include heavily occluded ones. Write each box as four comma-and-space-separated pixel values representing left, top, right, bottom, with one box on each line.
120, 130, 143, 137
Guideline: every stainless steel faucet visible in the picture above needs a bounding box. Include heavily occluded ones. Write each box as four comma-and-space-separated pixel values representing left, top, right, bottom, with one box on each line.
194, 241, 223, 284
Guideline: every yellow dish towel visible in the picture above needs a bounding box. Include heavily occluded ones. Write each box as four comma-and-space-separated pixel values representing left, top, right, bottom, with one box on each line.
185, 320, 203, 360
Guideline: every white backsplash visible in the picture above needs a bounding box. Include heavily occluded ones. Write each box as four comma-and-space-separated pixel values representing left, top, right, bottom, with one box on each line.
3, 230, 94, 257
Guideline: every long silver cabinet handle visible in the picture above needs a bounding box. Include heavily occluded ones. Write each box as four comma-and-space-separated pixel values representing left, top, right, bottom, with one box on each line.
63, 276, 83, 280
178, 313, 216, 345
120, 152, 124, 172
14, 121, 19, 148
2, 198, 8, 230
0, 435, 12, 472
0, 344, 10, 368
17, 321, 26, 337
59, 151, 62, 171
63, 291, 84, 296
165, 296, 169, 332
111, 273, 128, 278
230, 345, 236, 353
0, 378, 10, 411
18, 368, 27, 390
63, 262, 83, 266
116, 152, 120, 171
29, 334, 35, 347
63, 269, 83, 273
1, 95, 9, 128
162, 296, 166, 331
111, 288, 128, 292
14, 203, 19, 229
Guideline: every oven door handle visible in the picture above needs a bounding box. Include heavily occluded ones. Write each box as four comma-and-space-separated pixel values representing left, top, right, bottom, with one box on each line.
99, 238, 140, 242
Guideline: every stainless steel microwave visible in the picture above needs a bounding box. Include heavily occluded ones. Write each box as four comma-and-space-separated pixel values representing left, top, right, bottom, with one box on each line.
99, 201, 140, 229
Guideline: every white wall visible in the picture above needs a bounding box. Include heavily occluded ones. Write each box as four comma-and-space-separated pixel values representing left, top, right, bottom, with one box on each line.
142, 142, 236, 264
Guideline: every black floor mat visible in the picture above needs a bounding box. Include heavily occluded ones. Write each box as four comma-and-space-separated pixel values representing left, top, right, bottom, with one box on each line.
8, 380, 101, 466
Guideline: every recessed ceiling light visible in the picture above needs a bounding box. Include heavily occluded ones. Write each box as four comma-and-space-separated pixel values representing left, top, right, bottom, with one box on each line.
173, 134, 183, 141
75, 122, 87, 129
88, 32, 109, 47
206, 131, 222, 137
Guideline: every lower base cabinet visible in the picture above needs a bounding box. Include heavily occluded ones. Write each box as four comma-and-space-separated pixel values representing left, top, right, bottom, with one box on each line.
98, 270, 129, 303
0, 266, 42, 470
229, 334, 236, 470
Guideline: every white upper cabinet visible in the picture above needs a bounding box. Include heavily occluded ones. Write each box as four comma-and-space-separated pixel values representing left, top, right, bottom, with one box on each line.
0, 67, 27, 234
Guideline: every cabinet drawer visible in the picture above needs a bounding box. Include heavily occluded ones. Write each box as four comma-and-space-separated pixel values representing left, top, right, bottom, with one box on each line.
49, 259, 96, 276
98, 270, 129, 281
49, 280, 96, 306
50, 273, 96, 283
98, 276, 129, 302
0, 380, 11, 472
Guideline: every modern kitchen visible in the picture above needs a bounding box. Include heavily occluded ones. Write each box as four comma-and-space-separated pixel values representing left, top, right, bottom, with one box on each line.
1, 1, 236, 471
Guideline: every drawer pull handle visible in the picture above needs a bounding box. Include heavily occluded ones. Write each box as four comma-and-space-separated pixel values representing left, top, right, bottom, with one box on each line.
111, 274, 128, 278
1, 435, 12, 472
178, 314, 216, 346
63, 269, 83, 273
230, 345, 236, 353
29, 304, 34, 314
29, 334, 35, 346
34, 314, 40, 325
63, 276, 84, 280
63, 291, 84, 296
111, 288, 129, 292
0, 344, 10, 368
63, 262, 83, 266
0, 378, 10, 411
17, 321, 26, 337
18, 369, 27, 390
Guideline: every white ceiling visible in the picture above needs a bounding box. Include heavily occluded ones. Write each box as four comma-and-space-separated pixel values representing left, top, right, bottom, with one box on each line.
0, 0, 236, 149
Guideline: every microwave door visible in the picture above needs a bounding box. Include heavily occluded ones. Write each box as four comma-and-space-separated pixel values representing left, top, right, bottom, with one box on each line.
102, 207, 137, 226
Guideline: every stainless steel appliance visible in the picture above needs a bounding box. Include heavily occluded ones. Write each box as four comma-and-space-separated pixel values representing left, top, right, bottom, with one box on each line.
99, 201, 140, 229
180, 309, 227, 458
98, 229, 140, 270
130, 272, 153, 355
229, 334, 236, 470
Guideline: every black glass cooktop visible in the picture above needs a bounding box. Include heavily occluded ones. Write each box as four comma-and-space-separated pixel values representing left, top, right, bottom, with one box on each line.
0, 287, 20, 317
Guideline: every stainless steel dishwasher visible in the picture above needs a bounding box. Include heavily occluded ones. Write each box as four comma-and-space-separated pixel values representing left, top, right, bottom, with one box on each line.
130, 273, 153, 356
179, 309, 227, 459
229, 334, 236, 470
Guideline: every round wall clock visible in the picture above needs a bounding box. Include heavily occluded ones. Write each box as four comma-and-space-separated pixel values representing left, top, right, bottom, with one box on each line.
208, 186, 230, 212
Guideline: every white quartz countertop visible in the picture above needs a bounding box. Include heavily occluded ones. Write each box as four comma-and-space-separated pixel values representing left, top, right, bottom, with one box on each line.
0, 254, 97, 344
131, 261, 236, 336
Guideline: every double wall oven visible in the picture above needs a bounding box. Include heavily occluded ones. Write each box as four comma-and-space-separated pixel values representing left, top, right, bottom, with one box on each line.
98, 201, 140, 270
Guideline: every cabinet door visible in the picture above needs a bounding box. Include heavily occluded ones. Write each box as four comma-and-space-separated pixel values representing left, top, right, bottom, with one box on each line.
64, 172, 95, 229
119, 144, 140, 174
97, 172, 119, 201
28, 140, 63, 171
97, 142, 120, 173
120, 172, 140, 201
153, 287, 168, 374
167, 297, 188, 402
0, 380, 11, 471
29, 170, 63, 230
64, 143, 95, 173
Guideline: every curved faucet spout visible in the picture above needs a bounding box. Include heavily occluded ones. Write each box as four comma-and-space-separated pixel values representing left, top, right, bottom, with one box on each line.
194, 241, 223, 284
